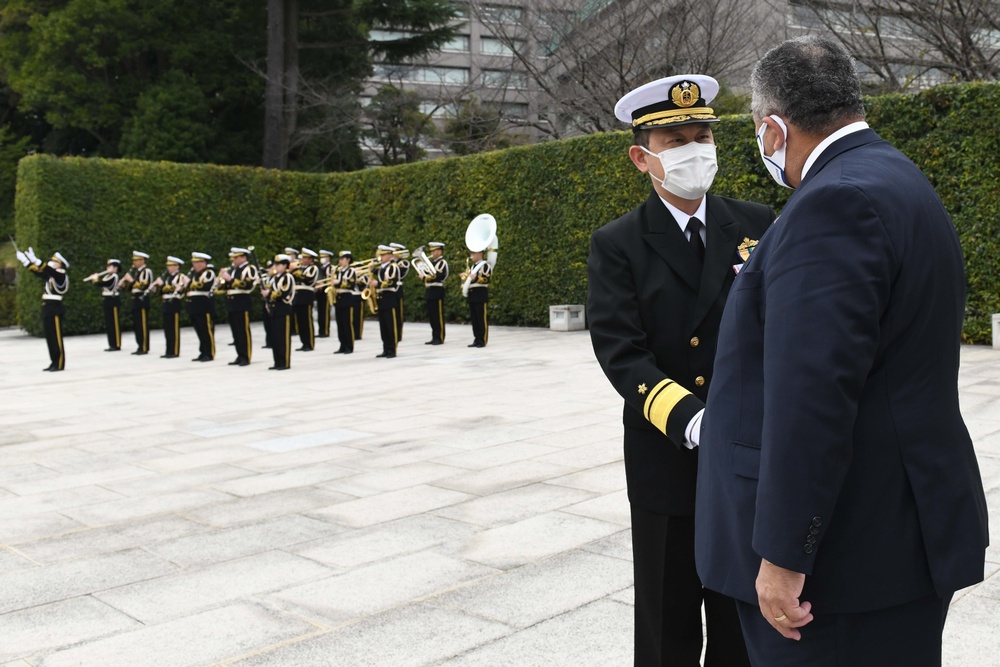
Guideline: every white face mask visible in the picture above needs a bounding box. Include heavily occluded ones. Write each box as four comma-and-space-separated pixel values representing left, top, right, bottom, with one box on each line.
641, 142, 718, 200
756, 115, 791, 188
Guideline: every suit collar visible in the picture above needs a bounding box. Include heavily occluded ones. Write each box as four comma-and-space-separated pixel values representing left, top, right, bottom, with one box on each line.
799, 128, 882, 189
641, 190, 701, 291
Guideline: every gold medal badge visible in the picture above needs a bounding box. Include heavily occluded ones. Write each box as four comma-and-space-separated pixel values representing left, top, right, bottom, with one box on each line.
737, 237, 759, 262
671, 81, 700, 108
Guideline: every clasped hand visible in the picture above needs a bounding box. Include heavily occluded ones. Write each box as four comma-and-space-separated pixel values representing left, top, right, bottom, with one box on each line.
756, 558, 813, 640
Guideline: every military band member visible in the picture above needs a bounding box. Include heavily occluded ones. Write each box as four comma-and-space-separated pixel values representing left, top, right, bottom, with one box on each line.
118, 251, 153, 355
260, 258, 275, 349
423, 241, 448, 345
332, 250, 359, 354
390, 242, 409, 341
17, 247, 69, 371
154, 256, 189, 359
353, 257, 368, 341
316, 249, 334, 338
186, 252, 215, 361
219, 247, 257, 366
84, 258, 123, 351
262, 254, 295, 370
292, 247, 318, 351
463, 249, 491, 348
373, 244, 401, 358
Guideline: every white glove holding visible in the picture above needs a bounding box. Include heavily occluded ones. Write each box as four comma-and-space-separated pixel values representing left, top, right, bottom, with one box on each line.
16, 250, 29, 266
25, 246, 41, 266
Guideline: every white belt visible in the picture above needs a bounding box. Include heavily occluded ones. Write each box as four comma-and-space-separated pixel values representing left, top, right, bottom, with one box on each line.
336, 289, 353, 294
293, 284, 315, 291
469, 284, 487, 289
42, 294, 63, 301
425, 282, 443, 287
163, 294, 183, 300
377, 287, 399, 293
131, 289, 146, 294
187, 291, 211, 297
227, 289, 254, 295
101, 290, 119, 297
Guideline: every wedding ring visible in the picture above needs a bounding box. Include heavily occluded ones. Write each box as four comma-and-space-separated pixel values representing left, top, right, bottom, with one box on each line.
774, 614, 787, 622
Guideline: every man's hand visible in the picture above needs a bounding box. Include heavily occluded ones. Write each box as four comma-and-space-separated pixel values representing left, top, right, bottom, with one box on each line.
756, 558, 813, 640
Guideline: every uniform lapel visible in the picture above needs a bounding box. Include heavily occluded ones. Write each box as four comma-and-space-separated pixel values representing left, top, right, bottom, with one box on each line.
690, 195, 740, 331
641, 191, 701, 292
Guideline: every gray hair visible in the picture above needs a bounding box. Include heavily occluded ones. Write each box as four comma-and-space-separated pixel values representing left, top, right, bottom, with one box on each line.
750, 36, 865, 135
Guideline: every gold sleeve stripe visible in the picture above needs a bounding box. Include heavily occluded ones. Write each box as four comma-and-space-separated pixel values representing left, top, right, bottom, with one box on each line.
642, 379, 691, 435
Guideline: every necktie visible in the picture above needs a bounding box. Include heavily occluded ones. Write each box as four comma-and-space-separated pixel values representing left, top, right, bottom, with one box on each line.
687, 217, 705, 265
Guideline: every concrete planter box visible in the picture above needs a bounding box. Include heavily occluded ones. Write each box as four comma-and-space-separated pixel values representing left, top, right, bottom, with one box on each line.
550, 304, 585, 332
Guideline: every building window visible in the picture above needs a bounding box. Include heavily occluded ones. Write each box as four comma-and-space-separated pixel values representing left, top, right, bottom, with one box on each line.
481, 4, 524, 24
481, 36, 523, 55
420, 101, 458, 118
486, 101, 529, 119
373, 64, 470, 85
443, 34, 470, 52
481, 69, 528, 88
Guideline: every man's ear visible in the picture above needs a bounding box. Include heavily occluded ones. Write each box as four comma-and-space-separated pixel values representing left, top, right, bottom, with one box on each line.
628, 145, 650, 172
760, 116, 786, 153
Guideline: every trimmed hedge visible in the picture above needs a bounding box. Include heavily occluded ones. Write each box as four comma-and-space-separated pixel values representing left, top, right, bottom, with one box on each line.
15, 82, 1000, 342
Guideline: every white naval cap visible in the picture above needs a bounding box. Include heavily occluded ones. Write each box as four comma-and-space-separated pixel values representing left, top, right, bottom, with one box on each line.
301, 247, 318, 258
132, 250, 149, 259
107, 258, 122, 266
338, 250, 352, 258
377, 244, 394, 253
319, 249, 334, 257
614, 74, 720, 129
191, 252, 211, 262
284, 246, 299, 254
52, 251, 69, 268
166, 256, 185, 265
428, 241, 445, 248
274, 253, 291, 263
389, 242, 406, 250
230, 247, 250, 256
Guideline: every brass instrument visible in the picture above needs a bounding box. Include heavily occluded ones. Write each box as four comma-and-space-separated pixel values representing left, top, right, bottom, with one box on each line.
462, 213, 499, 297
411, 246, 437, 281
392, 248, 411, 260
82, 269, 112, 283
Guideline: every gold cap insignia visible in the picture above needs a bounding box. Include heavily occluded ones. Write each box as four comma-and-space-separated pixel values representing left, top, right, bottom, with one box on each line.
638, 383, 648, 395
671, 81, 700, 109
737, 237, 759, 262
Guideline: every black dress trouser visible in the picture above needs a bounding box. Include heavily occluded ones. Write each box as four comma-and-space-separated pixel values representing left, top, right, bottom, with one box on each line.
42, 300, 66, 370
131, 296, 150, 353
377, 291, 399, 356
103, 296, 121, 350
426, 286, 445, 343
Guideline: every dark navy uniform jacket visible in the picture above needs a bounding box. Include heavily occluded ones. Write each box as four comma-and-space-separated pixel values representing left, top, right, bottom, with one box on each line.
695, 129, 989, 612
588, 191, 774, 514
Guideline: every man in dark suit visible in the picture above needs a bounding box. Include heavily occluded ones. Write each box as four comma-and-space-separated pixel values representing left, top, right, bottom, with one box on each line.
695, 36, 989, 666
588, 74, 774, 667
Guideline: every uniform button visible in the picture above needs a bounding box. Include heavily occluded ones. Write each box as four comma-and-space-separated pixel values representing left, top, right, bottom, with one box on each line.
806, 535, 817, 544
690, 336, 700, 347
809, 526, 819, 536
812, 517, 822, 527
694, 376, 705, 387
803, 544, 814, 554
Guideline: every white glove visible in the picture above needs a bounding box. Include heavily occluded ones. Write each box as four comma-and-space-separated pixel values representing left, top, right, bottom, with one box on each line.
16, 250, 29, 267
25, 246, 41, 266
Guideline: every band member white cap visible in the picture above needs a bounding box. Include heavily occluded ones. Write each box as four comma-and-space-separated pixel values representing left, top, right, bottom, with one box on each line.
339, 250, 352, 257
319, 249, 334, 257
230, 247, 250, 256
132, 250, 149, 259
389, 242, 406, 250
166, 256, 185, 265
301, 248, 318, 258
274, 254, 291, 263
428, 241, 445, 248
377, 244, 394, 253
284, 247, 298, 254
107, 258, 122, 266
52, 252, 70, 268
191, 252, 211, 261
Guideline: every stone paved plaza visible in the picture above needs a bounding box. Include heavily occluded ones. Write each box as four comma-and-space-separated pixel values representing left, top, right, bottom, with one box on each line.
0, 322, 998, 666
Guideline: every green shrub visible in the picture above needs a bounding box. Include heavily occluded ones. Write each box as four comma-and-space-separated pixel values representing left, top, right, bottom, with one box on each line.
15, 82, 1000, 342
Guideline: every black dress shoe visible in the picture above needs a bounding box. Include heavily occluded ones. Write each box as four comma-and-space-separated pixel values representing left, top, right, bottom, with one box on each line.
131, 350, 148, 355
467, 343, 478, 348
160, 354, 178, 359
43, 365, 55, 372
49, 367, 64, 372
430, 341, 443, 345
341, 350, 353, 354
296, 346, 313, 352
268, 365, 289, 370
227, 360, 241, 365
375, 353, 396, 358
237, 359, 250, 366
104, 348, 120, 352
199, 356, 213, 362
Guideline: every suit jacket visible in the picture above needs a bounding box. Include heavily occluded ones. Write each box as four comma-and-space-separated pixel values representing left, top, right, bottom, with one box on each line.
695, 129, 989, 612
588, 191, 774, 514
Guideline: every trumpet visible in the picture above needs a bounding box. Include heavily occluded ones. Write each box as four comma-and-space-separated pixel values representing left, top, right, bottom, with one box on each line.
82, 269, 112, 283
360, 286, 378, 314
392, 248, 410, 260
